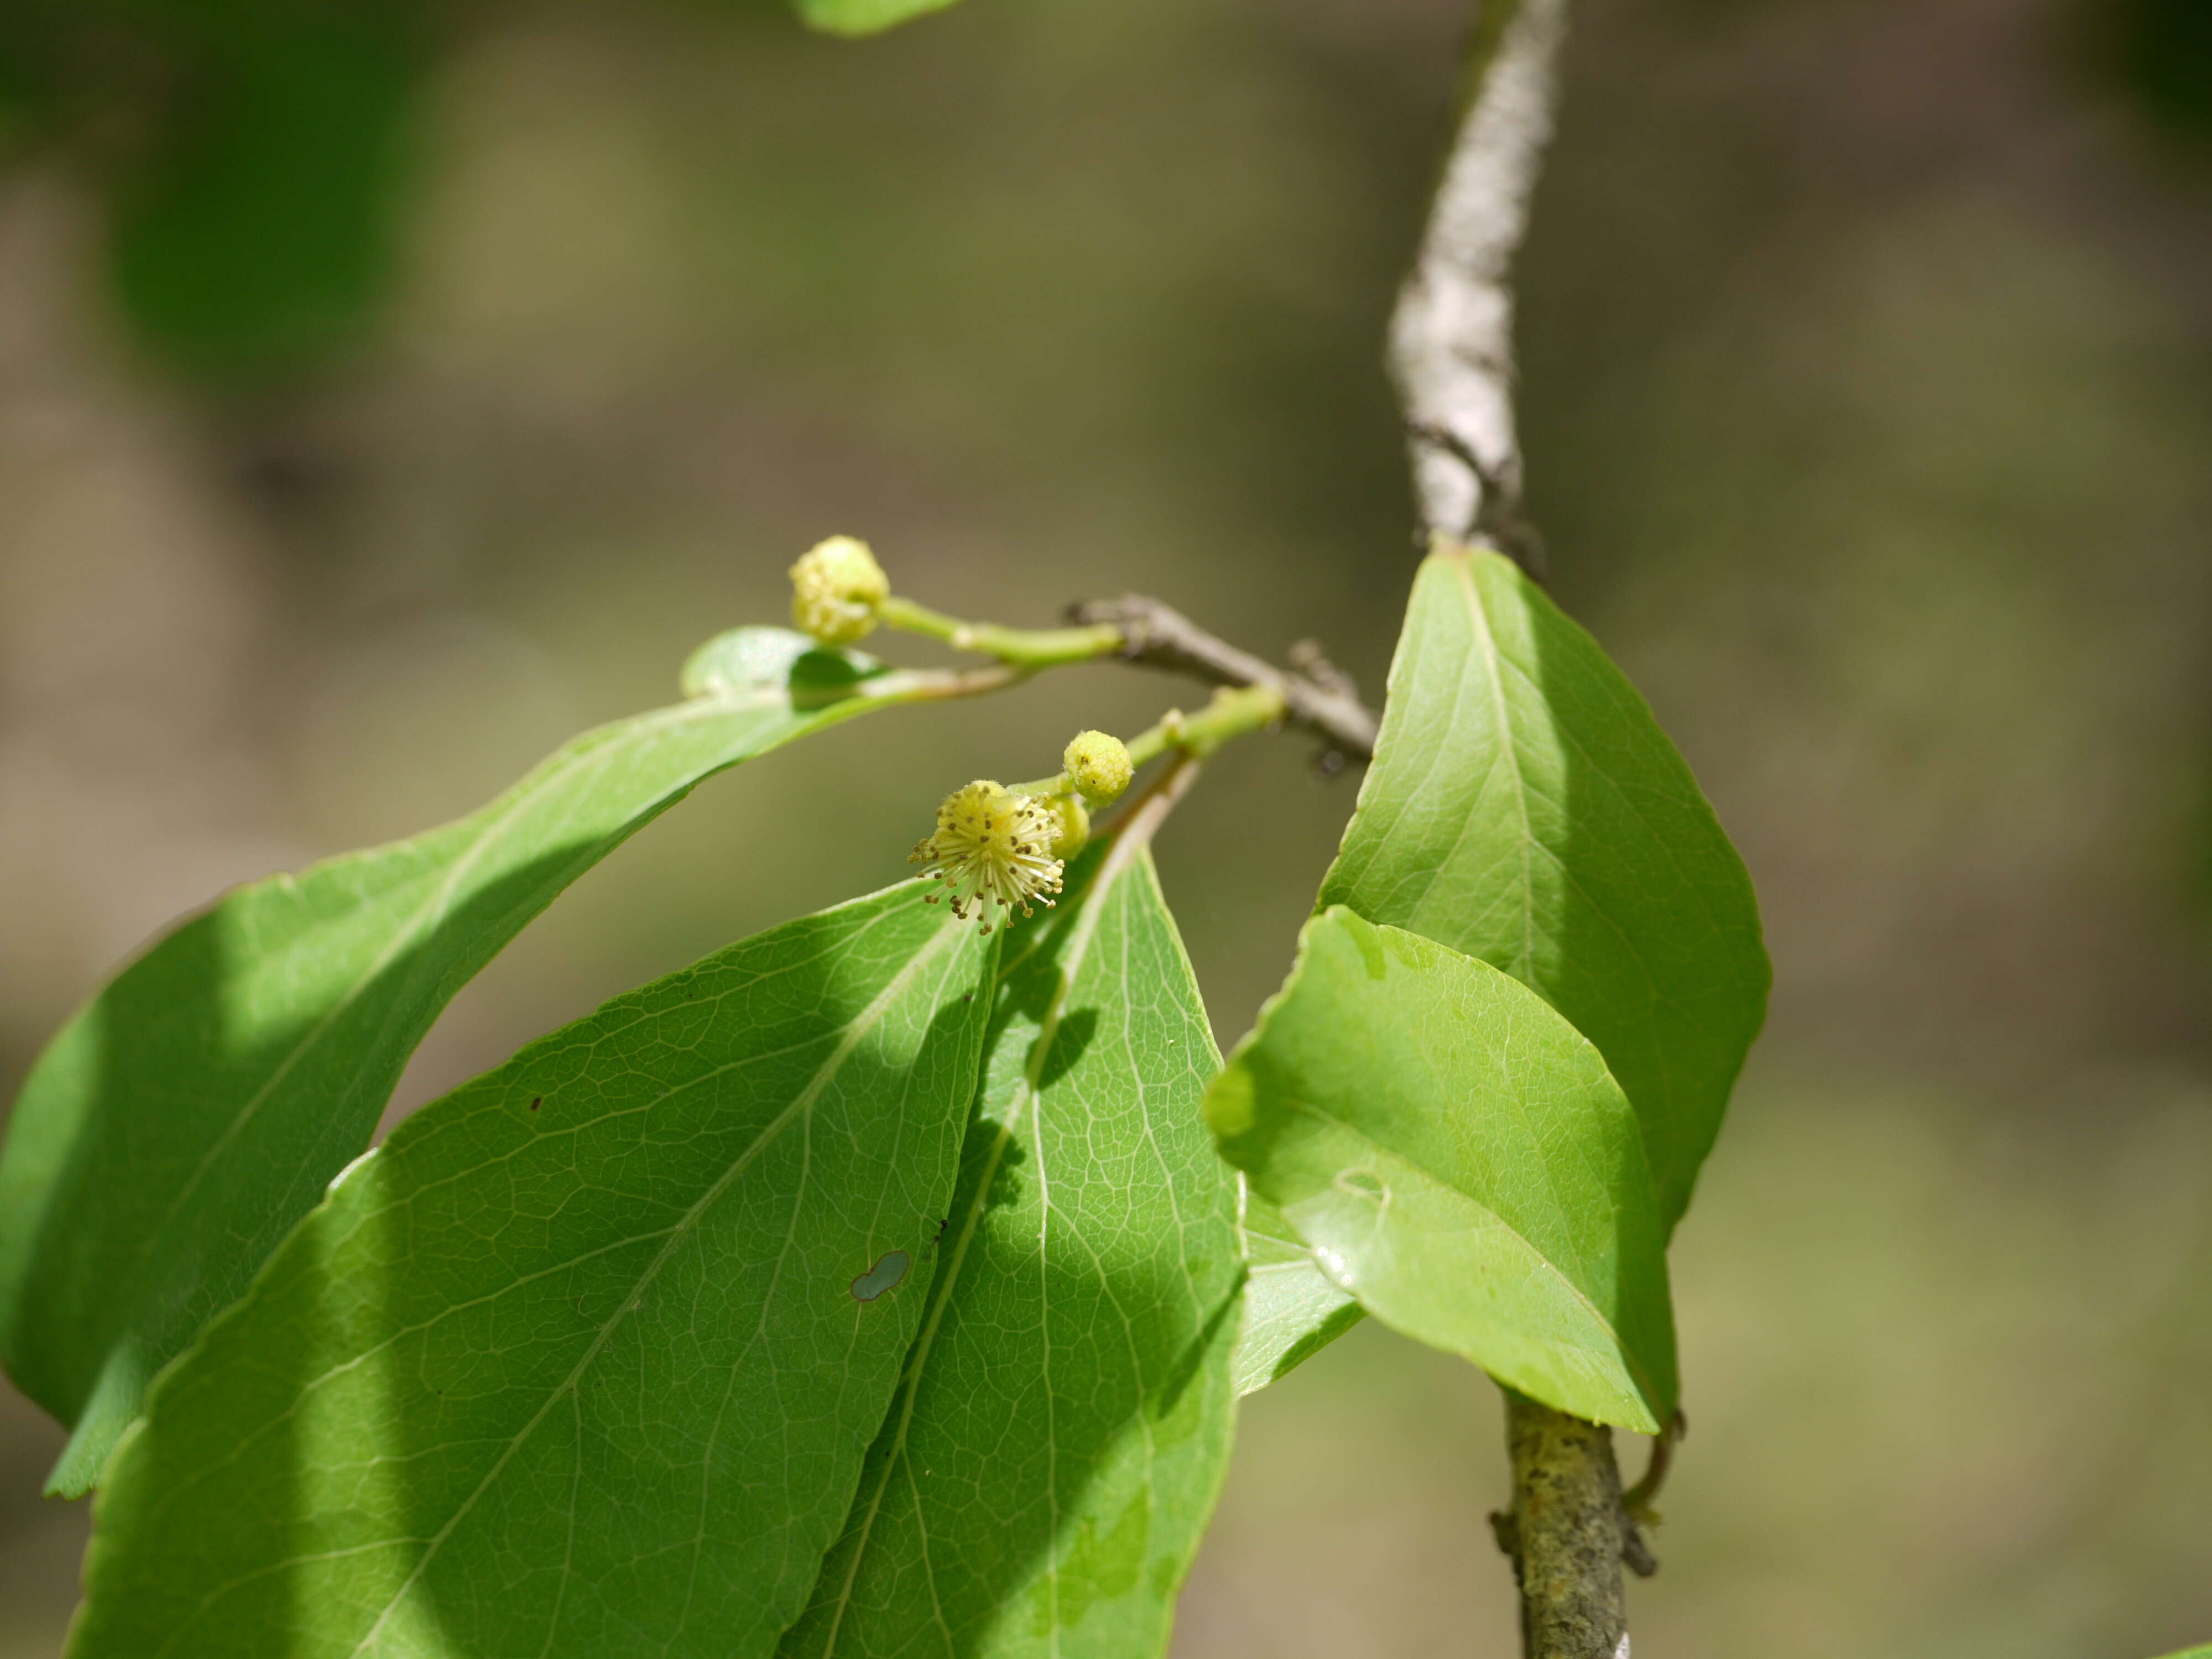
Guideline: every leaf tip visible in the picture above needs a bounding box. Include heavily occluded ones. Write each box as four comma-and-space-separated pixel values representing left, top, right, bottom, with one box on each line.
791, 0, 963, 38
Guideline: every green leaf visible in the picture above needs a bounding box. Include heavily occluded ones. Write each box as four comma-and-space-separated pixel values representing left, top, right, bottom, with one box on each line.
782, 825, 1243, 1659
789, 0, 964, 38
1228, 1182, 1360, 1398
2150, 1648, 2212, 1658
1319, 545, 1768, 1235
0, 628, 948, 1496
1206, 907, 1677, 1433
69, 881, 996, 1659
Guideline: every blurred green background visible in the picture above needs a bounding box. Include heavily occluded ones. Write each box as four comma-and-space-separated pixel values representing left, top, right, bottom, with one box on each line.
2, 0, 2210, 1653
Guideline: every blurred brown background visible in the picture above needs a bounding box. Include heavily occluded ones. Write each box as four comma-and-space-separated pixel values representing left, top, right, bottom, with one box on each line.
3, 0, 2210, 1653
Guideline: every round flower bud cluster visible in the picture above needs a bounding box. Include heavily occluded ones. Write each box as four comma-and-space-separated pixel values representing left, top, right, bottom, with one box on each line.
910, 781, 1065, 933
1062, 730, 1133, 806
789, 535, 888, 645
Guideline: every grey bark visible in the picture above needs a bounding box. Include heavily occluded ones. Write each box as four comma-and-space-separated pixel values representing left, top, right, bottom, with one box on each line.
1389, 0, 1568, 575
1494, 1395, 1636, 1659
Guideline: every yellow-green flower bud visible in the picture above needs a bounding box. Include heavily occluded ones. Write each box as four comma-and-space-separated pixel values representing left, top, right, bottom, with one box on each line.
789, 535, 889, 645
1043, 793, 1089, 859
1062, 729, 1133, 806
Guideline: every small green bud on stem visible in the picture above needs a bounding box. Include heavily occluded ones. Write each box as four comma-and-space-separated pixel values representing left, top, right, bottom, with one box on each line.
904, 694, 1286, 927
1042, 794, 1090, 859
1062, 731, 1134, 806
790, 535, 890, 645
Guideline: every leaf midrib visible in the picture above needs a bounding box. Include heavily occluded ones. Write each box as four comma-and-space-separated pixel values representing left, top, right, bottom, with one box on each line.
811, 831, 1157, 1659
1413, 555, 1537, 982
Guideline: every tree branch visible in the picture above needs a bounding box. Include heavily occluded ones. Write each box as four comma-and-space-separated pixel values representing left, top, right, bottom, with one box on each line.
1065, 594, 1379, 765
1389, 0, 1568, 576
1493, 1395, 1633, 1659
1388, 2, 1663, 1654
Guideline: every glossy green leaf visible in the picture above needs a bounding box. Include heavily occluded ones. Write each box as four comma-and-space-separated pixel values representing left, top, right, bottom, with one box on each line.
0, 627, 956, 1495
790, 0, 962, 38
782, 824, 1243, 1659
1207, 907, 1677, 1433
2150, 1648, 2212, 1658
70, 881, 995, 1659
1228, 1182, 1360, 1398
1319, 545, 1768, 1235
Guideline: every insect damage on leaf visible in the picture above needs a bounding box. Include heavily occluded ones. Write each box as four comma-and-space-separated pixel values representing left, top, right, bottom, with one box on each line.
850, 1251, 911, 1302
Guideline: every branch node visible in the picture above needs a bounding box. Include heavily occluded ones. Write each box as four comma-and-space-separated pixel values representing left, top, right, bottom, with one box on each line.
1065, 594, 1379, 761
1489, 1506, 1522, 1564
1621, 1520, 1658, 1580
1286, 638, 1360, 702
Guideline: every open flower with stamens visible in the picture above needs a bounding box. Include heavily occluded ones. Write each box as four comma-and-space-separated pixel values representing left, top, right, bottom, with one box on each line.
909, 781, 1065, 932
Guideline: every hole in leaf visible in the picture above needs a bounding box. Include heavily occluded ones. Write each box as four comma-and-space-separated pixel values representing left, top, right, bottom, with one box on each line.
849, 1250, 910, 1302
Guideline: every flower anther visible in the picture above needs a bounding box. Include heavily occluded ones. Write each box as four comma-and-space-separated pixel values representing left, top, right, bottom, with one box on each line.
909, 781, 1065, 933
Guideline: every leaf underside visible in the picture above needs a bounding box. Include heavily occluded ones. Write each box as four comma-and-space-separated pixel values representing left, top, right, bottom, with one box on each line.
0, 628, 915, 1494
781, 836, 1244, 1659
1208, 907, 1677, 1434
70, 882, 995, 1659
1228, 1182, 1359, 1398
1319, 546, 1768, 1237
